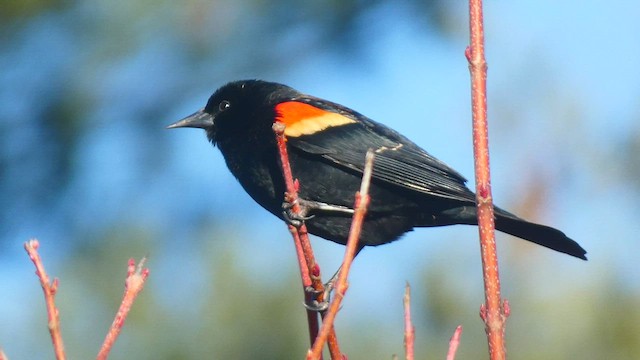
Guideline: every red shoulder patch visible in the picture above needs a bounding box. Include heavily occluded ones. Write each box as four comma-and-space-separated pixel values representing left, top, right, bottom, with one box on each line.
275, 101, 356, 137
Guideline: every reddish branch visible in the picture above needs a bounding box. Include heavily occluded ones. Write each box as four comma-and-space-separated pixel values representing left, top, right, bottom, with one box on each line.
446, 326, 463, 360
24, 239, 66, 360
97, 258, 149, 360
273, 122, 342, 359
466, 0, 508, 359
307, 150, 374, 360
25, 240, 149, 359
288, 228, 322, 346
403, 283, 415, 360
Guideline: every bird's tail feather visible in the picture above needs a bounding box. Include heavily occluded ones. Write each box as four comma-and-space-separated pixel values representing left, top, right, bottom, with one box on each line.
493, 207, 587, 260
423, 205, 587, 260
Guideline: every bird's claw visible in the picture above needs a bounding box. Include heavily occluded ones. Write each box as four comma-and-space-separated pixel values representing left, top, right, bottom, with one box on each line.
304, 286, 322, 296
282, 200, 315, 227
304, 299, 330, 312
303, 283, 335, 312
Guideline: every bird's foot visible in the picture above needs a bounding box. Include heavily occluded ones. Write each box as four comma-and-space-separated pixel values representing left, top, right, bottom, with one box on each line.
303, 286, 329, 312
302, 269, 340, 312
303, 283, 337, 312
282, 198, 354, 227
282, 198, 315, 228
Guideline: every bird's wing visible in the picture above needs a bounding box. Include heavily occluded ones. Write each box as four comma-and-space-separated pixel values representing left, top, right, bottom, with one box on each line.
280, 98, 477, 203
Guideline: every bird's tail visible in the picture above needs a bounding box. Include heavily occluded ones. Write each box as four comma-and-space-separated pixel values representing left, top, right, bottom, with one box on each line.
429, 205, 587, 260
493, 207, 587, 260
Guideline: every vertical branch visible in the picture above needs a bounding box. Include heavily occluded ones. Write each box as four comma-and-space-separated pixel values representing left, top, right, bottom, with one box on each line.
287, 228, 323, 348
273, 122, 342, 359
403, 283, 415, 360
24, 239, 66, 360
465, 1, 508, 359
272, 123, 319, 290
307, 150, 375, 360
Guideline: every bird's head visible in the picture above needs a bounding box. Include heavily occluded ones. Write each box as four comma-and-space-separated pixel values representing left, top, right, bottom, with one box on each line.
167, 80, 299, 147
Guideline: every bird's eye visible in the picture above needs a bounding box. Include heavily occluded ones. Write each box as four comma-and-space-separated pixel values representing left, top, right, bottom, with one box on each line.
219, 100, 231, 112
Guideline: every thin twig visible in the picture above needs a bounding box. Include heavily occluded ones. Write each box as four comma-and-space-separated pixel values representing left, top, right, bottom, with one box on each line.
289, 227, 323, 347
466, 0, 508, 359
273, 122, 342, 359
24, 239, 66, 360
446, 326, 463, 360
403, 283, 415, 360
308, 150, 375, 360
97, 258, 149, 360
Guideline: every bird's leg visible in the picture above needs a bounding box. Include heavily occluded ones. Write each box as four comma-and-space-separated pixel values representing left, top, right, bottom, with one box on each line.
282, 198, 354, 228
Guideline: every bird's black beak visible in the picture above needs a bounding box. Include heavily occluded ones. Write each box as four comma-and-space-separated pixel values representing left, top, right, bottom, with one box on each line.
166, 109, 214, 129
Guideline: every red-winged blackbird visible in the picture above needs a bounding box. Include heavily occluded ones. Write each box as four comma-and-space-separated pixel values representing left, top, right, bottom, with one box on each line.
168, 80, 587, 260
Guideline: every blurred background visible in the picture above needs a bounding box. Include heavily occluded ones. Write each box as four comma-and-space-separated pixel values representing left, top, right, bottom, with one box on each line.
2, 1, 639, 359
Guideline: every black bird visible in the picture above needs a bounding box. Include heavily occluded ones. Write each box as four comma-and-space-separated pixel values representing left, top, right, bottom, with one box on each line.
168, 80, 587, 260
